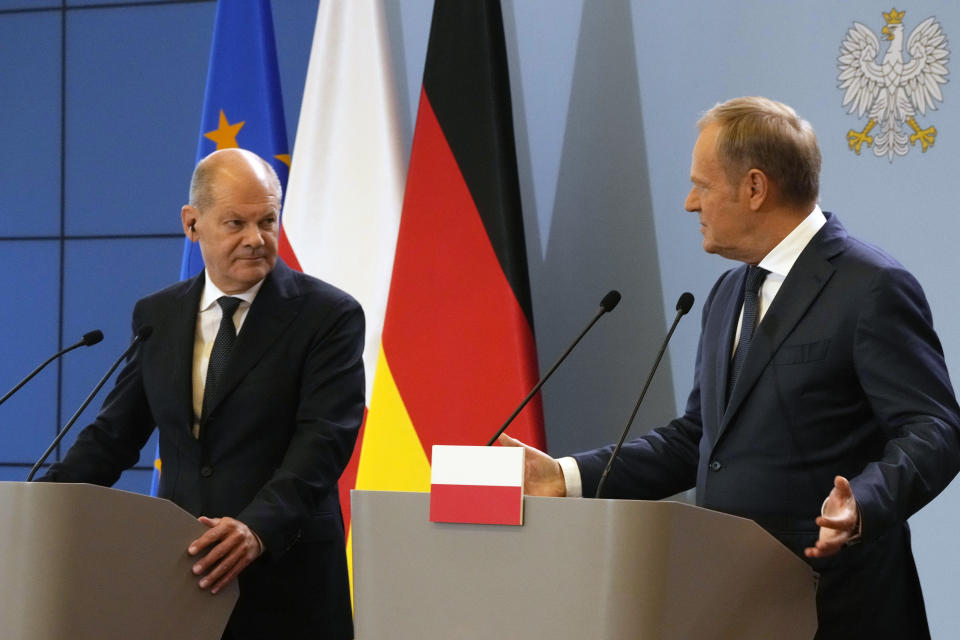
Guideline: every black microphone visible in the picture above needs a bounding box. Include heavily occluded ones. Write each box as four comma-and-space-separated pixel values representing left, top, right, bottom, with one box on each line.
595, 292, 694, 498
0, 330, 104, 410
486, 290, 622, 446
27, 327, 153, 481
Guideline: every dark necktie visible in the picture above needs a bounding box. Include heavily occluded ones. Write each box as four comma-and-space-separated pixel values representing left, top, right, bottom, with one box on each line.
728, 266, 768, 398
201, 296, 242, 425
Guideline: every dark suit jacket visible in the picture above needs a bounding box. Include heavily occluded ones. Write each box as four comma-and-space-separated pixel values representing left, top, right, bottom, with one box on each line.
574, 214, 960, 639
45, 260, 365, 640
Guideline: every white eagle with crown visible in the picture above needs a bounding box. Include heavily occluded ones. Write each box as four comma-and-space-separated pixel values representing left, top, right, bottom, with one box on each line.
837, 8, 949, 160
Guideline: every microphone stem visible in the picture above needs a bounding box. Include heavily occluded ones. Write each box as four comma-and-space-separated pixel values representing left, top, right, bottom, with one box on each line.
0, 342, 83, 409
27, 339, 141, 481
595, 308, 685, 499
486, 306, 607, 446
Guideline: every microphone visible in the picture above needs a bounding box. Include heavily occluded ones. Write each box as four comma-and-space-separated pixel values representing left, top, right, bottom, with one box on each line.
27, 327, 153, 481
0, 330, 104, 409
594, 292, 694, 498
486, 290, 622, 446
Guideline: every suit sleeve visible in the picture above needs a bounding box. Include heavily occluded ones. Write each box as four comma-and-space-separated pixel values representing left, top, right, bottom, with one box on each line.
850, 265, 960, 540
237, 294, 365, 558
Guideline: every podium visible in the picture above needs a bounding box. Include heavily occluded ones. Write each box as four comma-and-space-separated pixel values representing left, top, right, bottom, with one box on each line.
352, 490, 817, 639
0, 482, 237, 640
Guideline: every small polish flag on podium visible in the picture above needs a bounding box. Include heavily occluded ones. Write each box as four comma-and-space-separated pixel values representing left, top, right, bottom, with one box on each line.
429, 445, 525, 525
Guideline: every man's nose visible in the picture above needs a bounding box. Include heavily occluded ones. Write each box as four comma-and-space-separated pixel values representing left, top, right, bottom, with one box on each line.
243, 227, 265, 247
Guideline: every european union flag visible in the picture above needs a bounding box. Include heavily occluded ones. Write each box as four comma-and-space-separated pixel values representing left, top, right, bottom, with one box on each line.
179, 0, 290, 281
153, 0, 289, 496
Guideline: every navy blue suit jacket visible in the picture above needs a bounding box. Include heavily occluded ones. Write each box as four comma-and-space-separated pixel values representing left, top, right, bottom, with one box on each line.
574, 214, 960, 638
45, 260, 365, 639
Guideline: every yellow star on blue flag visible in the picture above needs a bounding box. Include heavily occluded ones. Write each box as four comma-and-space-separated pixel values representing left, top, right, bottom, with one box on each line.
204, 110, 246, 149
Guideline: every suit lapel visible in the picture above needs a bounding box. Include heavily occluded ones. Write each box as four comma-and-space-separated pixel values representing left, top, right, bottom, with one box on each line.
717, 214, 847, 439
173, 275, 204, 436
201, 262, 301, 424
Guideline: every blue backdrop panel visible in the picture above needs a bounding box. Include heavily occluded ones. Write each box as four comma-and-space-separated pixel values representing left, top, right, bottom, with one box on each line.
113, 467, 155, 493
0, 11, 60, 237
64, 2, 213, 236
0, 1, 59, 10
67, 0, 182, 5
0, 468, 29, 481
57, 237, 182, 464
0, 241, 60, 461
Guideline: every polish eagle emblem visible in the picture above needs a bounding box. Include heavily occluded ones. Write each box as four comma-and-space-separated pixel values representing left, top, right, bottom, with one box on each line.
837, 8, 949, 160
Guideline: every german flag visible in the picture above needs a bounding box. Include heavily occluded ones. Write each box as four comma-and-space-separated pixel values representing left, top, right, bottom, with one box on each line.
353, 0, 545, 504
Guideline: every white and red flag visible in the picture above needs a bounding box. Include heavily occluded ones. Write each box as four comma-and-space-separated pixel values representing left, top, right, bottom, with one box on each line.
430, 445, 525, 525
279, 0, 404, 556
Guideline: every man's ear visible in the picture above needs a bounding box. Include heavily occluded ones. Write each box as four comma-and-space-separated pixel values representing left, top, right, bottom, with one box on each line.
181, 205, 200, 240
744, 169, 768, 211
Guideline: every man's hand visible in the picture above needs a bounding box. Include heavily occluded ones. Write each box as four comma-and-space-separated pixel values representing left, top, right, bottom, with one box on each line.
804, 475, 860, 559
187, 516, 263, 594
497, 433, 566, 497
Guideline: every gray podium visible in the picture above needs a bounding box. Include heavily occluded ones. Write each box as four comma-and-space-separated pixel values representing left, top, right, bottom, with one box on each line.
0, 482, 237, 640
352, 490, 817, 639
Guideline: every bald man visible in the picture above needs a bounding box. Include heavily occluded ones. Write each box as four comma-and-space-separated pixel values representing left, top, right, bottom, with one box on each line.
44, 149, 365, 639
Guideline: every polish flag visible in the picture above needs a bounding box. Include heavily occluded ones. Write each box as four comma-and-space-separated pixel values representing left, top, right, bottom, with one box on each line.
429, 445, 525, 526
279, 0, 404, 546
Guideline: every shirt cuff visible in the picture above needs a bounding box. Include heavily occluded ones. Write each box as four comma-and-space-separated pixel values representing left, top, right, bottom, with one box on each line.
557, 456, 582, 498
253, 531, 265, 555
848, 505, 863, 544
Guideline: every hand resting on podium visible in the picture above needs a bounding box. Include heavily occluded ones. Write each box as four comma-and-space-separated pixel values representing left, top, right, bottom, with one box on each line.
498, 433, 566, 497
187, 515, 264, 594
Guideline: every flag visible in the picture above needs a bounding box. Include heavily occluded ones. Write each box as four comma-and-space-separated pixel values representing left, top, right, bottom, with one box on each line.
278, 0, 405, 552
355, 0, 546, 504
429, 445, 524, 525
152, 0, 289, 496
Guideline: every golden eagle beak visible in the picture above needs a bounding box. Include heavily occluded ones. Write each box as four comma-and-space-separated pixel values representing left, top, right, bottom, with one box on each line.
881, 25, 893, 40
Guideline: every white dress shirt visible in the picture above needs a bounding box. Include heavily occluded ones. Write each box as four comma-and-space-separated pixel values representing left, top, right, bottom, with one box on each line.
190, 272, 265, 438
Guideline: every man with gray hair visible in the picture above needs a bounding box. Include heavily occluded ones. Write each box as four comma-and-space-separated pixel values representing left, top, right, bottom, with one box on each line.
502, 97, 960, 638
44, 148, 364, 639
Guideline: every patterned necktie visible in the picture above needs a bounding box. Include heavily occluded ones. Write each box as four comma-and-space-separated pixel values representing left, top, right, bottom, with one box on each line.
728, 266, 768, 399
201, 296, 242, 425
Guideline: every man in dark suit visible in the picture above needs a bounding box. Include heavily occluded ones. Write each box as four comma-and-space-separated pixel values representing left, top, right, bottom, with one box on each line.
43, 148, 364, 639
501, 97, 960, 638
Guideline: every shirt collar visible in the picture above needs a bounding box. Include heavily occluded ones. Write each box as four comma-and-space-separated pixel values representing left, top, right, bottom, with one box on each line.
199, 271, 265, 312
757, 205, 827, 278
